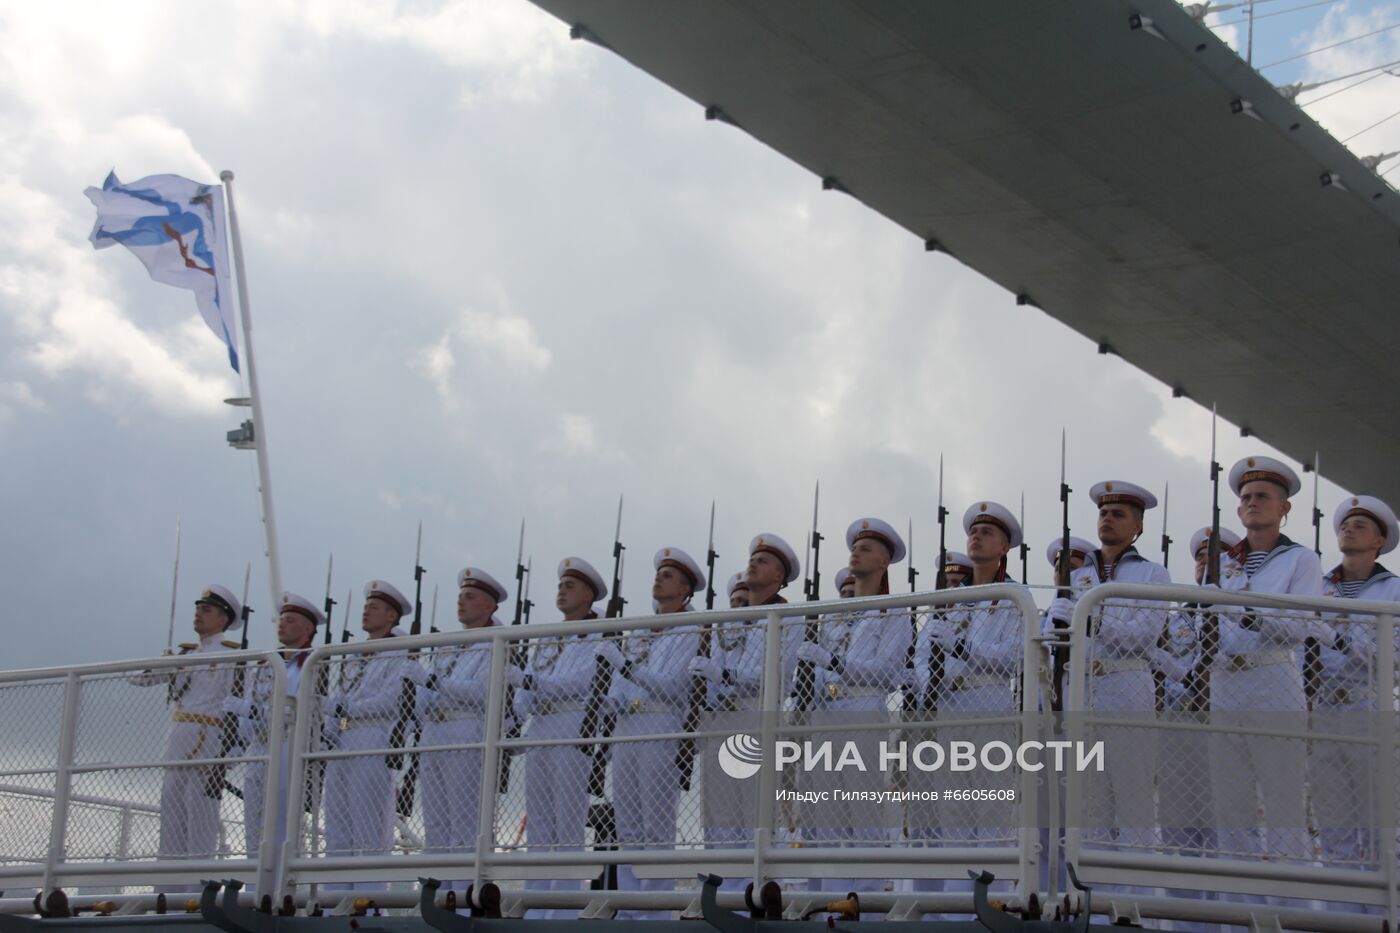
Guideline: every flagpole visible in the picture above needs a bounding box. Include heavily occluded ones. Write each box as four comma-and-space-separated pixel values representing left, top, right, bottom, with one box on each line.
220, 170, 284, 612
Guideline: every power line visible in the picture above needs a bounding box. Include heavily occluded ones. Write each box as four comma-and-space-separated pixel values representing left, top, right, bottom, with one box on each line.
1207, 0, 1345, 30
1259, 21, 1400, 69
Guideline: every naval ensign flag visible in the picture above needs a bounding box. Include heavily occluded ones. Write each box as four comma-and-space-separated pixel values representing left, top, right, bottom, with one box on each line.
84, 171, 240, 372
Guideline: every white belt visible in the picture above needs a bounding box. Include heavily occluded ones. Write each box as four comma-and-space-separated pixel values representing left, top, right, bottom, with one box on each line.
535, 700, 587, 715
1316, 685, 1373, 707
1089, 658, 1149, 676
824, 685, 889, 700
619, 698, 681, 715
1214, 649, 1294, 672
427, 707, 484, 723
946, 674, 1008, 691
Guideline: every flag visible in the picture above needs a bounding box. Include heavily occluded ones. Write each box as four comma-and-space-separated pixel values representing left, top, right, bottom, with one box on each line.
85, 171, 239, 372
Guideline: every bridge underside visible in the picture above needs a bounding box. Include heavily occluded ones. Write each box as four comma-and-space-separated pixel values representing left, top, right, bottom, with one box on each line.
529, 0, 1400, 503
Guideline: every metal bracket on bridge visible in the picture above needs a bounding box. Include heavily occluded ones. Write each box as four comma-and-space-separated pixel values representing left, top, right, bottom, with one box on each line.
419, 879, 470, 933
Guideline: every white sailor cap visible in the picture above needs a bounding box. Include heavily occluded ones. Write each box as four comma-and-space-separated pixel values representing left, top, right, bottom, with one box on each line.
1188, 525, 1242, 557
942, 552, 974, 576
278, 591, 325, 627
748, 533, 801, 584
1089, 480, 1158, 511
1045, 536, 1096, 569
1229, 455, 1301, 497
834, 567, 853, 592
364, 579, 412, 617
726, 572, 749, 598
1334, 495, 1399, 555
457, 566, 508, 603
654, 547, 705, 593
962, 500, 1023, 549
196, 584, 243, 629
845, 517, 907, 563
558, 557, 608, 601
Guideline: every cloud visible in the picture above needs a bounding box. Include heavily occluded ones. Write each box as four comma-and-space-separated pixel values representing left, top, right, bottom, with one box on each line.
456, 307, 552, 372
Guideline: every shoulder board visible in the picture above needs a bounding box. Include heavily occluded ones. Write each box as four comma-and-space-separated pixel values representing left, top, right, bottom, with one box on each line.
221, 640, 241, 649
178, 642, 198, 651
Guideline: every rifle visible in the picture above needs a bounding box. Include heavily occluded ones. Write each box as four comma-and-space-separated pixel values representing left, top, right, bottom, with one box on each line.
498, 520, 528, 794
922, 456, 948, 712
791, 482, 823, 712
339, 588, 354, 643
581, 498, 625, 885
1187, 407, 1223, 714
1154, 485, 1171, 712
211, 563, 252, 799
677, 502, 717, 789
523, 558, 534, 624
165, 517, 182, 705
322, 555, 337, 646
390, 524, 425, 818
902, 518, 920, 714
1050, 431, 1073, 711
1303, 452, 1323, 707
1019, 493, 1030, 585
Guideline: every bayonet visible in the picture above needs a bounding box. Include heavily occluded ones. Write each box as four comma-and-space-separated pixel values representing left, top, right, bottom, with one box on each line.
605, 495, 627, 619
512, 519, 527, 628
239, 561, 252, 650
935, 455, 948, 590
1019, 492, 1029, 584
907, 518, 918, 592
792, 481, 824, 711
339, 588, 354, 643
166, 516, 181, 653
322, 553, 336, 646
1051, 430, 1072, 711
1312, 451, 1323, 557
806, 481, 823, 602
428, 584, 439, 634
1160, 483, 1172, 570
705, 500, 718, 611
523, 556, 534, 624
411, 520, 425, 636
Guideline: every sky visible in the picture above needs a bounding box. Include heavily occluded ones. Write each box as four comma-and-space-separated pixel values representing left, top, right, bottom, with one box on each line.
1, 0, 1397, 670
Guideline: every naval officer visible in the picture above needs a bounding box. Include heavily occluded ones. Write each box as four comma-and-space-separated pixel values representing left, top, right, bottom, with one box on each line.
321, 580, 413, 888
130, 585, 242, 892
509, 557, 608, 918
727, 572, 750, 608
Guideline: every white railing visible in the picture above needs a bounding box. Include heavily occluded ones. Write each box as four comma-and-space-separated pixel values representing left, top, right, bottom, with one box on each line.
1064, 582, 1399, 928
0, 651, 286, 895
1, 583, 1397, 930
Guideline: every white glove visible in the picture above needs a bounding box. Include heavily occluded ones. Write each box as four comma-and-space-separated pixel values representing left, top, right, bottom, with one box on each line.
1048, 597, 1074, 624
402, 663, 431, 687
505, 666, 527, 688
688, 655, 722, 683
595, 640, 625, 669
221, 696, 253, 717
797, 642, 833, 668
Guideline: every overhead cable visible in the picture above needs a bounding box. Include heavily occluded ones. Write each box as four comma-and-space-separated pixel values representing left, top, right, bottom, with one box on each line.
1259, 22, 1400, 69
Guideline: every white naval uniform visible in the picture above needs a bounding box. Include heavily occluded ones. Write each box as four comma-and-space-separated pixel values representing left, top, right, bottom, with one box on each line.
607, 621, 702, 919
516, 630, 601, 917
128, 634, 236, 892
417, 625, 497, 889
235, 649, 308, 885
803, 606, 911, 898
906, 580, 1024, 908
1209, 537, 1323, 861
1049, 549, 1168, 843
702, 595, 803, 861
321, 636, 412, 887
1312, 565, 1400, 869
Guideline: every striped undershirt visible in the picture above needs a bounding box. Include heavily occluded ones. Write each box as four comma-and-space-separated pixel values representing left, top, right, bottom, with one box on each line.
1337, 579, 1366, 599
1243, 550, 1268, 577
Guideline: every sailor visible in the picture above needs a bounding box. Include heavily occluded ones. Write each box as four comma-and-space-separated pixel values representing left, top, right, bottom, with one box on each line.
907, 503, 1025, 905
727, 572, 750, 608
1206, 456, 1324, 865
689, 534, 803, 883
129, 585, 242, 893
834, 566, 855, 598
940, 551, 974, 589
1044, 536, 1095, 576
224, 591, 322, 886
320, 580, 413, 888
1044, 482, 1169, 844
506, 557, 608, 918
1312, 495, 1400, 872
405, 567, 507, 888
1153, 527, 1240, 857
797, 518, 911, 900
596, 547, 704, 919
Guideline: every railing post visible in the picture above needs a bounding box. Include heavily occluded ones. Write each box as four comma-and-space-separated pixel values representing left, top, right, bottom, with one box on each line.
256, 654, 288, 896
1015, 589, 1041, 900
1375, 613, 1397, 925
277, 648, 324, 894
43, 670, 81, 895
474, 637, 509, 902
753, 609, 783, 892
